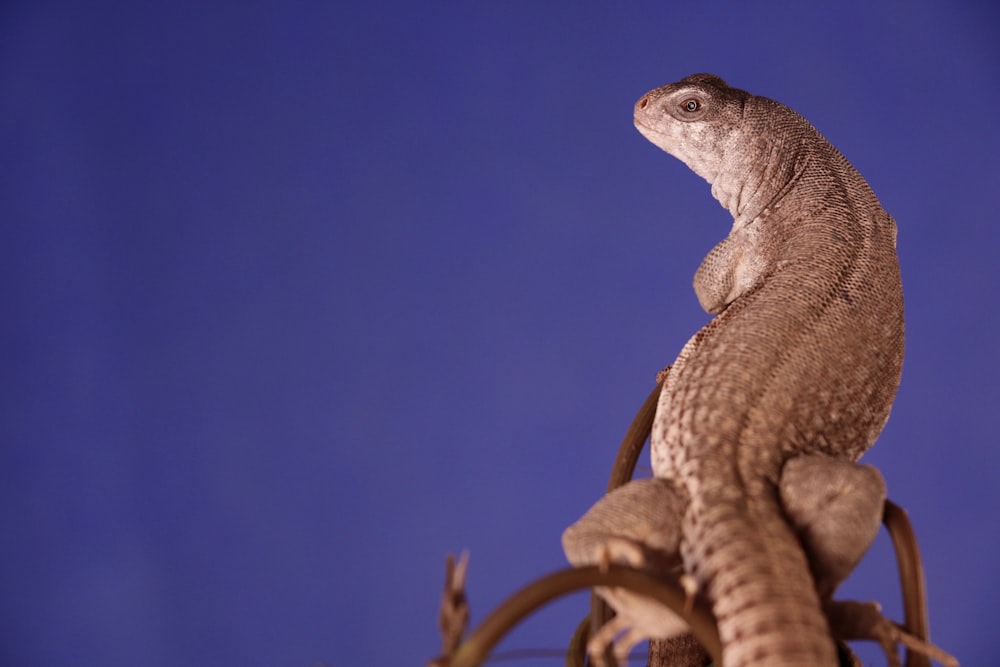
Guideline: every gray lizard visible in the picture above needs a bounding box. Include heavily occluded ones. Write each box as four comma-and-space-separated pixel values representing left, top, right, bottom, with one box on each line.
563, 74, 905, 666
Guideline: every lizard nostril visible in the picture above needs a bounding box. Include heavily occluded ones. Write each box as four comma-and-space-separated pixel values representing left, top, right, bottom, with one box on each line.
638, 96, 649, 110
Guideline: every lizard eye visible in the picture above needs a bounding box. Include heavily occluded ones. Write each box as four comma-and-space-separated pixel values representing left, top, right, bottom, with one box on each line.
682, 99, 700, 112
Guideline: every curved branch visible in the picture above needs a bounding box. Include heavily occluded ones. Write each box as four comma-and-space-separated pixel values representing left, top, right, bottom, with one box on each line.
606, 381, 663, 493
883, 500, 931, 667
585, 379, 665, 663
565, 616, 589, 667
442, 565, 721, 667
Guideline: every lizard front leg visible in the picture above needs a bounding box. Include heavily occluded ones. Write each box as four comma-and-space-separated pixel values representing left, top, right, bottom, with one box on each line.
562, 478, 690, 666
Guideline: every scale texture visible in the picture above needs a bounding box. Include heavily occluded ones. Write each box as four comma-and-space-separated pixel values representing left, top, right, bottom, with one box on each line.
564, 73, 904, 667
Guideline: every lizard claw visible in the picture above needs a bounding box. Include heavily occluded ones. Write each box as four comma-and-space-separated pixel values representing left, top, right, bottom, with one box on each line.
597, 538, 647, 572
825, 599, 959, 667
587, 615, 637, 667
586, 584, 691, 667
679, 573, 698, 617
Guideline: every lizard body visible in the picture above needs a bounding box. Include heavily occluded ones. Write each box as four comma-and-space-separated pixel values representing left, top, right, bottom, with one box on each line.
564, 74, 904, 666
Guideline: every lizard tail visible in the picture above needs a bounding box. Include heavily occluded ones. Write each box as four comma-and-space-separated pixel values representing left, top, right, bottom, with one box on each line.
684, 491, 838, 667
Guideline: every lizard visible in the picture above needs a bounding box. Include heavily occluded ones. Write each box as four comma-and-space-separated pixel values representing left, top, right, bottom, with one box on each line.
563, 73, 905, 666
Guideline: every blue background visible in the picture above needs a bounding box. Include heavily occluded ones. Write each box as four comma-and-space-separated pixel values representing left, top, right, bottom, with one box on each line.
3, 2, 997, 665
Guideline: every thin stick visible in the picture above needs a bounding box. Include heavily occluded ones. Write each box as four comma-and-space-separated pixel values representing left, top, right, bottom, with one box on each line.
883, 500, 931, 667
439, 566, 721, 667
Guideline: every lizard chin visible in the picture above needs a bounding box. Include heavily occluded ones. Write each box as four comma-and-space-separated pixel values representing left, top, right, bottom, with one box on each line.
633, 120, 681, 162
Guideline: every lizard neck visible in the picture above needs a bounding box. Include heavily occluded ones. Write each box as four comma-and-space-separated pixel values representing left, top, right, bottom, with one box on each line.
711, 150, 806, 229
709, 97, 811, 228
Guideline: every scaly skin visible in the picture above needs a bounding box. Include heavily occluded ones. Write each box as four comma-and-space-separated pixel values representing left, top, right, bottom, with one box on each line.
637, 74, 904, 667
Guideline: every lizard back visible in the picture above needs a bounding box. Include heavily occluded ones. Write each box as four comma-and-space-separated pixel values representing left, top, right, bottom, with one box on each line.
640, 74, 904, 666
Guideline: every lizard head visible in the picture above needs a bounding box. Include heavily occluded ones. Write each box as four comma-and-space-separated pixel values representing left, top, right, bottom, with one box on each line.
634, 73, 750, 186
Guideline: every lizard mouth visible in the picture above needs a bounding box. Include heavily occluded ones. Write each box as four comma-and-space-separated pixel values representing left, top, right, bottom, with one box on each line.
633, 117, 657, 136
633, 116, 653, 131
633, 118, 673, 150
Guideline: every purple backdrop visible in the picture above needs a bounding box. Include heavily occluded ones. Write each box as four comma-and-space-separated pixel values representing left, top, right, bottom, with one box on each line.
3, 2, 997, 665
